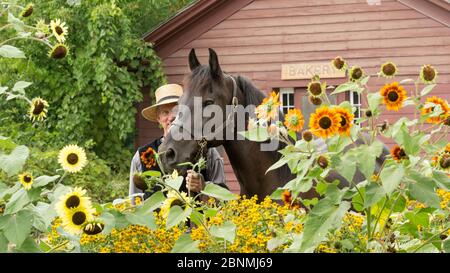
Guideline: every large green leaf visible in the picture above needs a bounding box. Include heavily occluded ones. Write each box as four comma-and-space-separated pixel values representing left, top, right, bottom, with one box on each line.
201, 183, 237, 201
4, 189, 30, 215
171, 234, 200, 253
0, 145, 29, 177
165, 176, 183, 191
409, 175, 440, 209
137, 191, 165, 214
15, 236, 41, 253
367, 92, 381, 112
336, 155, 357, 182
125, 212, 156, 230
330, 81, 360, 95
238, 127, 269, 142
433, 171, 450, 190
380, 164, 404, 196
1, 210, 32, 248
420, 84, 436, 97
0, 233, 7, 253
210, 221, 236, 243
30, 202, 57, 232
299, 201, 350, 252
166, 205, 192, 229
0, 45, 25, 58
364, 182, 385, 208
33, 175, 60, 188
12, 81, 32, 92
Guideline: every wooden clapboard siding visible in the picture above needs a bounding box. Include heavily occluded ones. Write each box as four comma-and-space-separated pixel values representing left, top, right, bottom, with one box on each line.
141, 0, 450, 194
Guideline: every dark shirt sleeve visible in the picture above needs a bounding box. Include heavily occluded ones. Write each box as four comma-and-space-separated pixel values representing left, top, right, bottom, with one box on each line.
204, 148, 228, 190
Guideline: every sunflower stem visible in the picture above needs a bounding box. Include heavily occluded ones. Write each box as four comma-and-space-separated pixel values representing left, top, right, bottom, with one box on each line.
46, 240, 69, 253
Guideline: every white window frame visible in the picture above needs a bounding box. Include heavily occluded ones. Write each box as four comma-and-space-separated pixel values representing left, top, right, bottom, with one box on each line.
279, 88, 295, 115
349, 90, 361, 123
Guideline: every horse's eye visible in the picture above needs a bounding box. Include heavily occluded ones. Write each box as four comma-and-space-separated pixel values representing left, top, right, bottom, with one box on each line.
204, 100, 214, 106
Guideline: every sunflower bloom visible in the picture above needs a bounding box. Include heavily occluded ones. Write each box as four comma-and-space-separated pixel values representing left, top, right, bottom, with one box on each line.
332, 56, 347, 71
160, 191, 192, 220
307, 80, 324, 97
421, 96, 449, 124
29, 97, 49, 122
83, 221, 105, 235
391, 145, 408, 162
349, 66, 364, 82
255, 91, 280, 121
20, 3, 33, 18
379, 61, 398, 78
438, 154, 450, 171
284, 108, 304, 132
58, 144, 88, 173
60, 206, 95, 235
380, 82, 408, 111
50, 19, 68, 43
56, 187, 93, 216
309, 106, 340, 139
140, 147, 157, 169
334, 107, 354, 136
420, 65, 438, 84
48, 43, 69, 59
18, 172, 33, 190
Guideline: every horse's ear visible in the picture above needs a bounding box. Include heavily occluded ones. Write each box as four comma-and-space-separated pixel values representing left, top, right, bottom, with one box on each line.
208, 48, 222, 79
188, 48, 200, 71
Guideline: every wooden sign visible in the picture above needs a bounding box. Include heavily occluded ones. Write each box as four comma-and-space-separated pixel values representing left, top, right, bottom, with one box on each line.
281, 62, 346, 80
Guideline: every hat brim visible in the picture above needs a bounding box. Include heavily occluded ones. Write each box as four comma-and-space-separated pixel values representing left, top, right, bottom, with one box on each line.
141, 98, 179, 122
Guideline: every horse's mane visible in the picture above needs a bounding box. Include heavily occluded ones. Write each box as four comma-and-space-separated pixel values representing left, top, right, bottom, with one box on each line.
235, 75, 266, 107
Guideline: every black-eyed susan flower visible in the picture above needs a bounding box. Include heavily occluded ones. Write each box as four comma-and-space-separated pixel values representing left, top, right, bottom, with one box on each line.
302, 130, 313, 142
308, 95, 322, 106
83, 221, 105, 235
334, 107, 354, 136
421, 96, 449, 124
307, 80, 325, 97
56, 187, 92, 216
391, 145, 408, 162
420, 64, 438, 84
349, 66, 364, 82
18, 172, 33, 190
332, 56, 347, 71
379, 61, 398, 78
61, 206, 95, 235
284, 108, 304, 132
29, 97, 48, 122
255, 91, 280, 121
380, 82, 407, 111
50, 19, 68, 43
309, 106, 340, 139
58, 144, 88, 173
48, 43, 69, 59
20, 3, 33, 18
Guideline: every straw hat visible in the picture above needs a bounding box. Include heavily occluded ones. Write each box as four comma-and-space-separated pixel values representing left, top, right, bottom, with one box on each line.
141, 84, 183, 122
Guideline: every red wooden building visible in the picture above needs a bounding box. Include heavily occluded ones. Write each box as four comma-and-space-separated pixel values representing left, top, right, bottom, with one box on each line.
136, 0, 450, 193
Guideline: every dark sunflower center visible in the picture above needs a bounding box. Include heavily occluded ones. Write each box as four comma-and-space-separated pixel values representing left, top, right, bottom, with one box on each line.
333, 58, 344, 69
398, 149, 406, 158
23, 175, 32, 183
51, 45, 68, 59
318, 155, 329, 169
382, 63, 396, 76
22, 6, 33, 17
309, 82, 322, 96
67, 153, 79, 165
319, 116, 332, 129
309, 96, 322, 106
423, 66, 436, 81
352, 68, 362, 80
72, 211, 87, 226
440, 156, 450, 169
65, 195, 80, 209
340, 115, 347, 127
387, 91, 399, 102
33, 101, 45, 115
55, 26, 64, 35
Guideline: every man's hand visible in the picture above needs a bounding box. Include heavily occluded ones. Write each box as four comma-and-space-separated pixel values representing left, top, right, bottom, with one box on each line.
186, 170, 205, 193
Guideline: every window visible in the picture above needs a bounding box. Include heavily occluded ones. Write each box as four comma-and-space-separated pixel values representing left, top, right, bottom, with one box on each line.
279, 88, 294, 115
349, 90, 361, 122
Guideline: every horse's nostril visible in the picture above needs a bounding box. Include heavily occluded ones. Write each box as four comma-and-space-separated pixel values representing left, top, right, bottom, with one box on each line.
166, 148, 175, 161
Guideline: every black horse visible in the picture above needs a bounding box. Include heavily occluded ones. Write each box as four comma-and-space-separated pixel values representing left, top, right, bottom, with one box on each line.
159, 48, 388, 200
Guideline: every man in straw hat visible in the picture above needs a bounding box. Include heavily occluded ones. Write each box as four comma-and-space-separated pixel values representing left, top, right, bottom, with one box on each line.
129, 83, 227, 201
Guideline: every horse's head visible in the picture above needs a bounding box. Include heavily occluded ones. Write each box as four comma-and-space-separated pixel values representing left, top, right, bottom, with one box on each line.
159, 48, 240, 174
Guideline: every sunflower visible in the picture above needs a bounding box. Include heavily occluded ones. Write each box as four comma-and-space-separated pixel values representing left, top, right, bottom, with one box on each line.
302, 130, 313, 142
420, 64, 438, 84
349, 66, 364, 82
83, 221, 105, 235
379, 61, 398, 78
334, 107, 354, 136
28, 97, 49, 122
309, 106, 340, 139
50, 19, 68, 43
308, 95, 322, 106
133, 173, 148, 191
391, 145, 408, 162
255, 91, 280, 121
48, 43, 69, 59
380, 82, 407, 111
20, 3, 33, 18
18, 172, 33, 190
140, 147, 157, 169
58, 144, 88, 173
307, 80, 325, 97
332, 56, 347, 71
284, 108, 304, 132
61, 206, 95, 235
317, 155, 330, 169
35, 19, 50, 35
56, 187, 92, 216
421, 96, 449, 124
438, 153, 450, 171
160, 191, 192, 220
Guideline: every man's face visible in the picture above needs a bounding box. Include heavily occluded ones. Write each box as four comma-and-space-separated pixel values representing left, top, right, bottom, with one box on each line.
157, 103, 176, 136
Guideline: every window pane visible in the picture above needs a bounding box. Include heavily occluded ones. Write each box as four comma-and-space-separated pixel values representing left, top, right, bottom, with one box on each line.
353, 92, 360, 104
282, 93, 288, 106
289, 93, 294, 105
